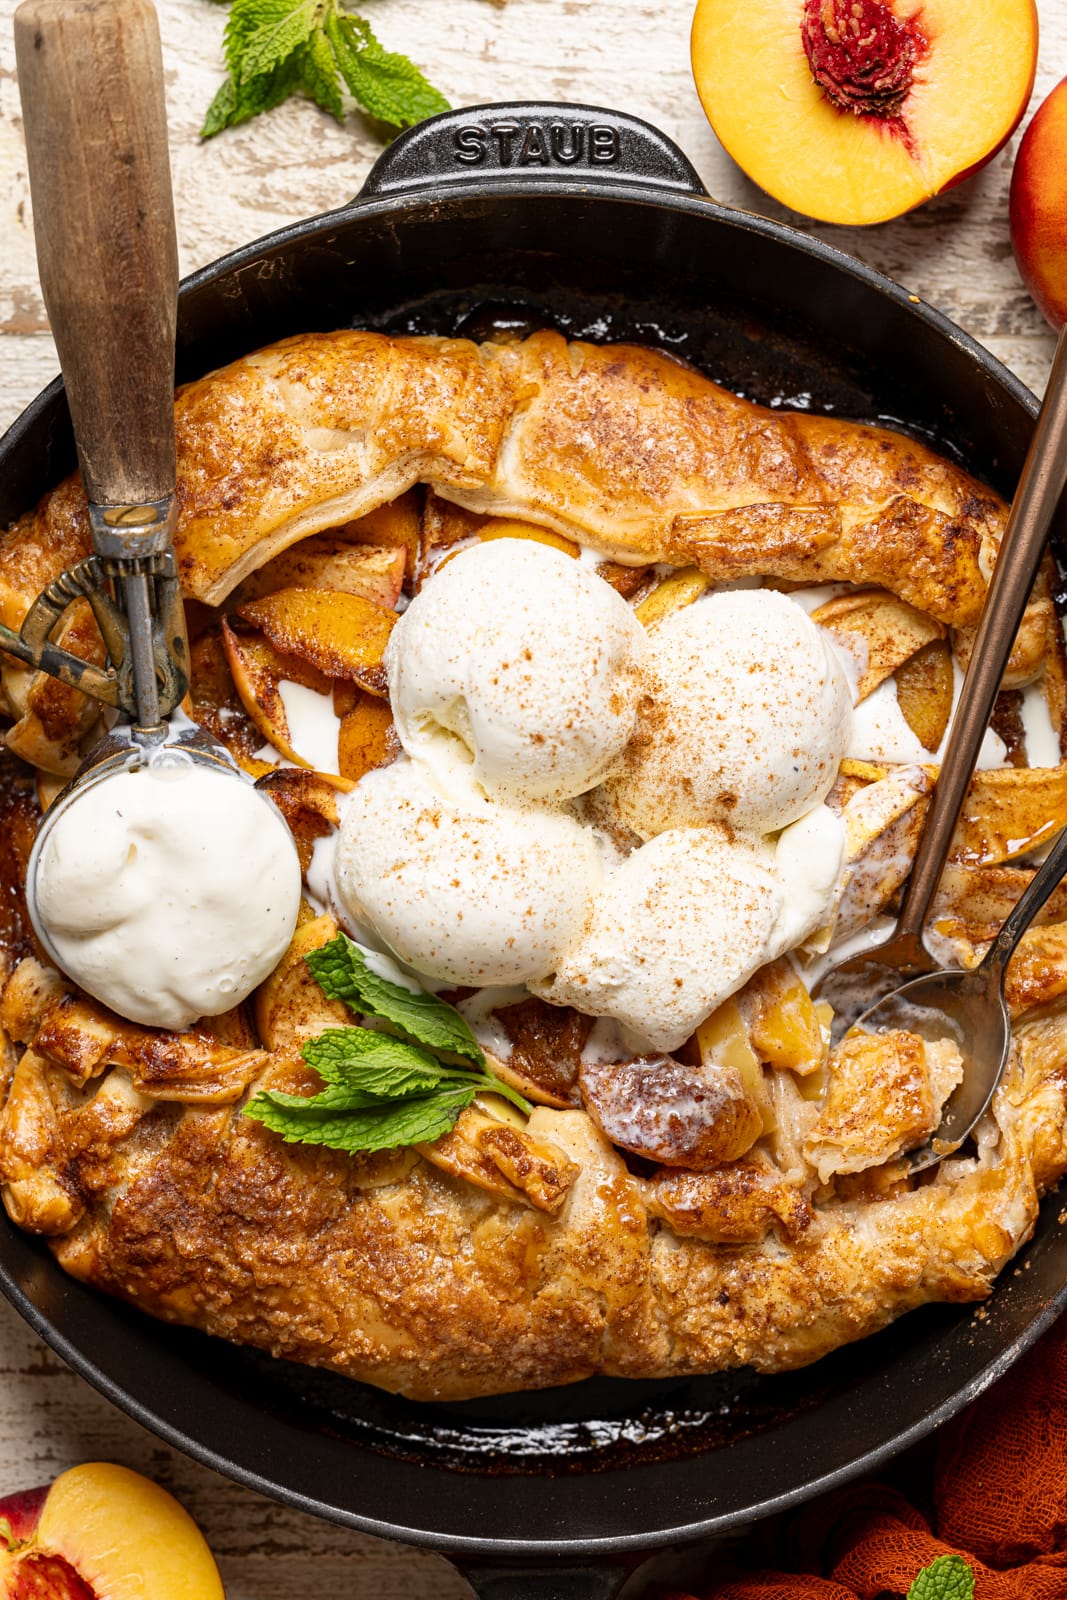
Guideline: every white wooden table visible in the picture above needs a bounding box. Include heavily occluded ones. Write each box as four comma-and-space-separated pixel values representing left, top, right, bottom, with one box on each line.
0, 1, 1064, 1592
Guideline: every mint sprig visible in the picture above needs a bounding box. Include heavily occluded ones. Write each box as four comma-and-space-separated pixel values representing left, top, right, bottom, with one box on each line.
306, 934, 486, 1067
202, 0, 450, 139
244, 935, 530, 1154
907, 1556, 975, 1600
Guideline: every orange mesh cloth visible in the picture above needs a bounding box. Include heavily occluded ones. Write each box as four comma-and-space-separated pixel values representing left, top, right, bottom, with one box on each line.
664, 1314, 1067, 1599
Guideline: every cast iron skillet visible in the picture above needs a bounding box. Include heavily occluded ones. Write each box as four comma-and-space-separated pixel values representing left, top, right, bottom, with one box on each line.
2, 104, 1067, 1599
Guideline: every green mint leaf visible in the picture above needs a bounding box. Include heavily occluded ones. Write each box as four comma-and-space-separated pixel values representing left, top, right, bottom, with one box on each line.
306, 935, 485, 1067
907, 1555, 975, 1600
299, 26, 344, 119
201, 55, 301, 136
235, 0, 320, 83
246, 1084, 387, 1120
221, 0, 312, 75
302, 1027, 444, 1095
325, 10, 450, 129
201, 76, 238, 136
245, 1083, 476, 1152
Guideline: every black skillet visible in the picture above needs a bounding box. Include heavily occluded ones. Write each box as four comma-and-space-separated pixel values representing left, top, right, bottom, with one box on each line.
2, 103, 1067, 1599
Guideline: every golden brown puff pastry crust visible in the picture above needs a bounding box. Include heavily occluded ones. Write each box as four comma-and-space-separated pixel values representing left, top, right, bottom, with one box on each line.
1, 330, 1004, 619
2, 971, 1065, 1402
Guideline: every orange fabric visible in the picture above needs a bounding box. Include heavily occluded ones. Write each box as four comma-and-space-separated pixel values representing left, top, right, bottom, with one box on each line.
666, 1314, 1067, 1600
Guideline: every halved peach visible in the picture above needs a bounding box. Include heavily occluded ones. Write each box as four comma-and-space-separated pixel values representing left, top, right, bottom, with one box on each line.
235, 587, 394, 694
691, 0, 1038, 225
0, 1462, 224, 1599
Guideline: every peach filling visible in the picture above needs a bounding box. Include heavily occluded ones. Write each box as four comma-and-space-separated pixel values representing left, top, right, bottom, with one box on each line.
801, 0, 924, 120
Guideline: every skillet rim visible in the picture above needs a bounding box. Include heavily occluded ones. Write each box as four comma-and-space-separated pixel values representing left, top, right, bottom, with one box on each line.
0, 141, 1062, 1556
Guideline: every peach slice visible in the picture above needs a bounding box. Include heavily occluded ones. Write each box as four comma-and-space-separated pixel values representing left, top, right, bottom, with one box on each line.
836, 767, 932, 938
476, 519, 580, 558
234, 539, 406, 607
895, 637, 954, 752
691, 0, 1038, 225
633, 567, 710, 629
255, 913, 351, 1050
696, 999, 775, 1132
221, 617, 346, 773
952, 765, 1067, 865
337, 693, 397, 783
342, 490, 422, 578
734, 958, 827, 1076
235, 586, 394, 694
1011, 76, 1067, 329
811, 588, 943, 701
0, 1462, 224, 1598
581, 1049, 764, 1166
187, 626, 264, 773
255, 768, 346, 874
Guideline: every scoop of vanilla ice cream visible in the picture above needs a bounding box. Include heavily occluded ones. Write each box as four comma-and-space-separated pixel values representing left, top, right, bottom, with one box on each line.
31, 758, 302, 1031
332, 755, 602, 987
601, 589, 852, 838
386, 538, 645, 804
530, 824, 785, 1054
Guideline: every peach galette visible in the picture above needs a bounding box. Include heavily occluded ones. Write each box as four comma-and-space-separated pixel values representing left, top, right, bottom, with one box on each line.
0, 330, 1065, 1400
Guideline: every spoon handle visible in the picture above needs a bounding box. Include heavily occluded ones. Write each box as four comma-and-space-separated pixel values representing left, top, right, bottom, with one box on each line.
979, 823, 1067, 985
14, 0, 178, 511
894, 324, 1067, 947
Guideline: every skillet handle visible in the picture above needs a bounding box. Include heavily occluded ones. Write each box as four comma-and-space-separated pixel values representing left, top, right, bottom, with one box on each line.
457, 1562, 629, 1600
359, 103, 707, 201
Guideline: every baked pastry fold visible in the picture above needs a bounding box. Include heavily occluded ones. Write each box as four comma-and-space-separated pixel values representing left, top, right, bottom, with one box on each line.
2, 330, 1003, 617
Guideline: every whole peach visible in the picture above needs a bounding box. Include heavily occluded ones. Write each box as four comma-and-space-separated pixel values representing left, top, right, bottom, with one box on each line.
1011, 77, 1067, 329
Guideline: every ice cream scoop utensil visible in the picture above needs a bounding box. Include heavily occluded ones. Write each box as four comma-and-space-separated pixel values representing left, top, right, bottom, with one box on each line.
11, 0, 186, 740
816, 323, 1067, 1038
11, 0, 303, 1015
852, 817, 1067, 1173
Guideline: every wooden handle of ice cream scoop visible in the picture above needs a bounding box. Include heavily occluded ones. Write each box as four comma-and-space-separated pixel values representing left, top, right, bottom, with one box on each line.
14, 0, 178, 507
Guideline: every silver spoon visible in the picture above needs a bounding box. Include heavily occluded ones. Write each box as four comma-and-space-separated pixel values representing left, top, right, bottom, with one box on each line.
12, 0, 300, 1006
851, 818, 1067, 1173
815, 322, 1067, 1038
